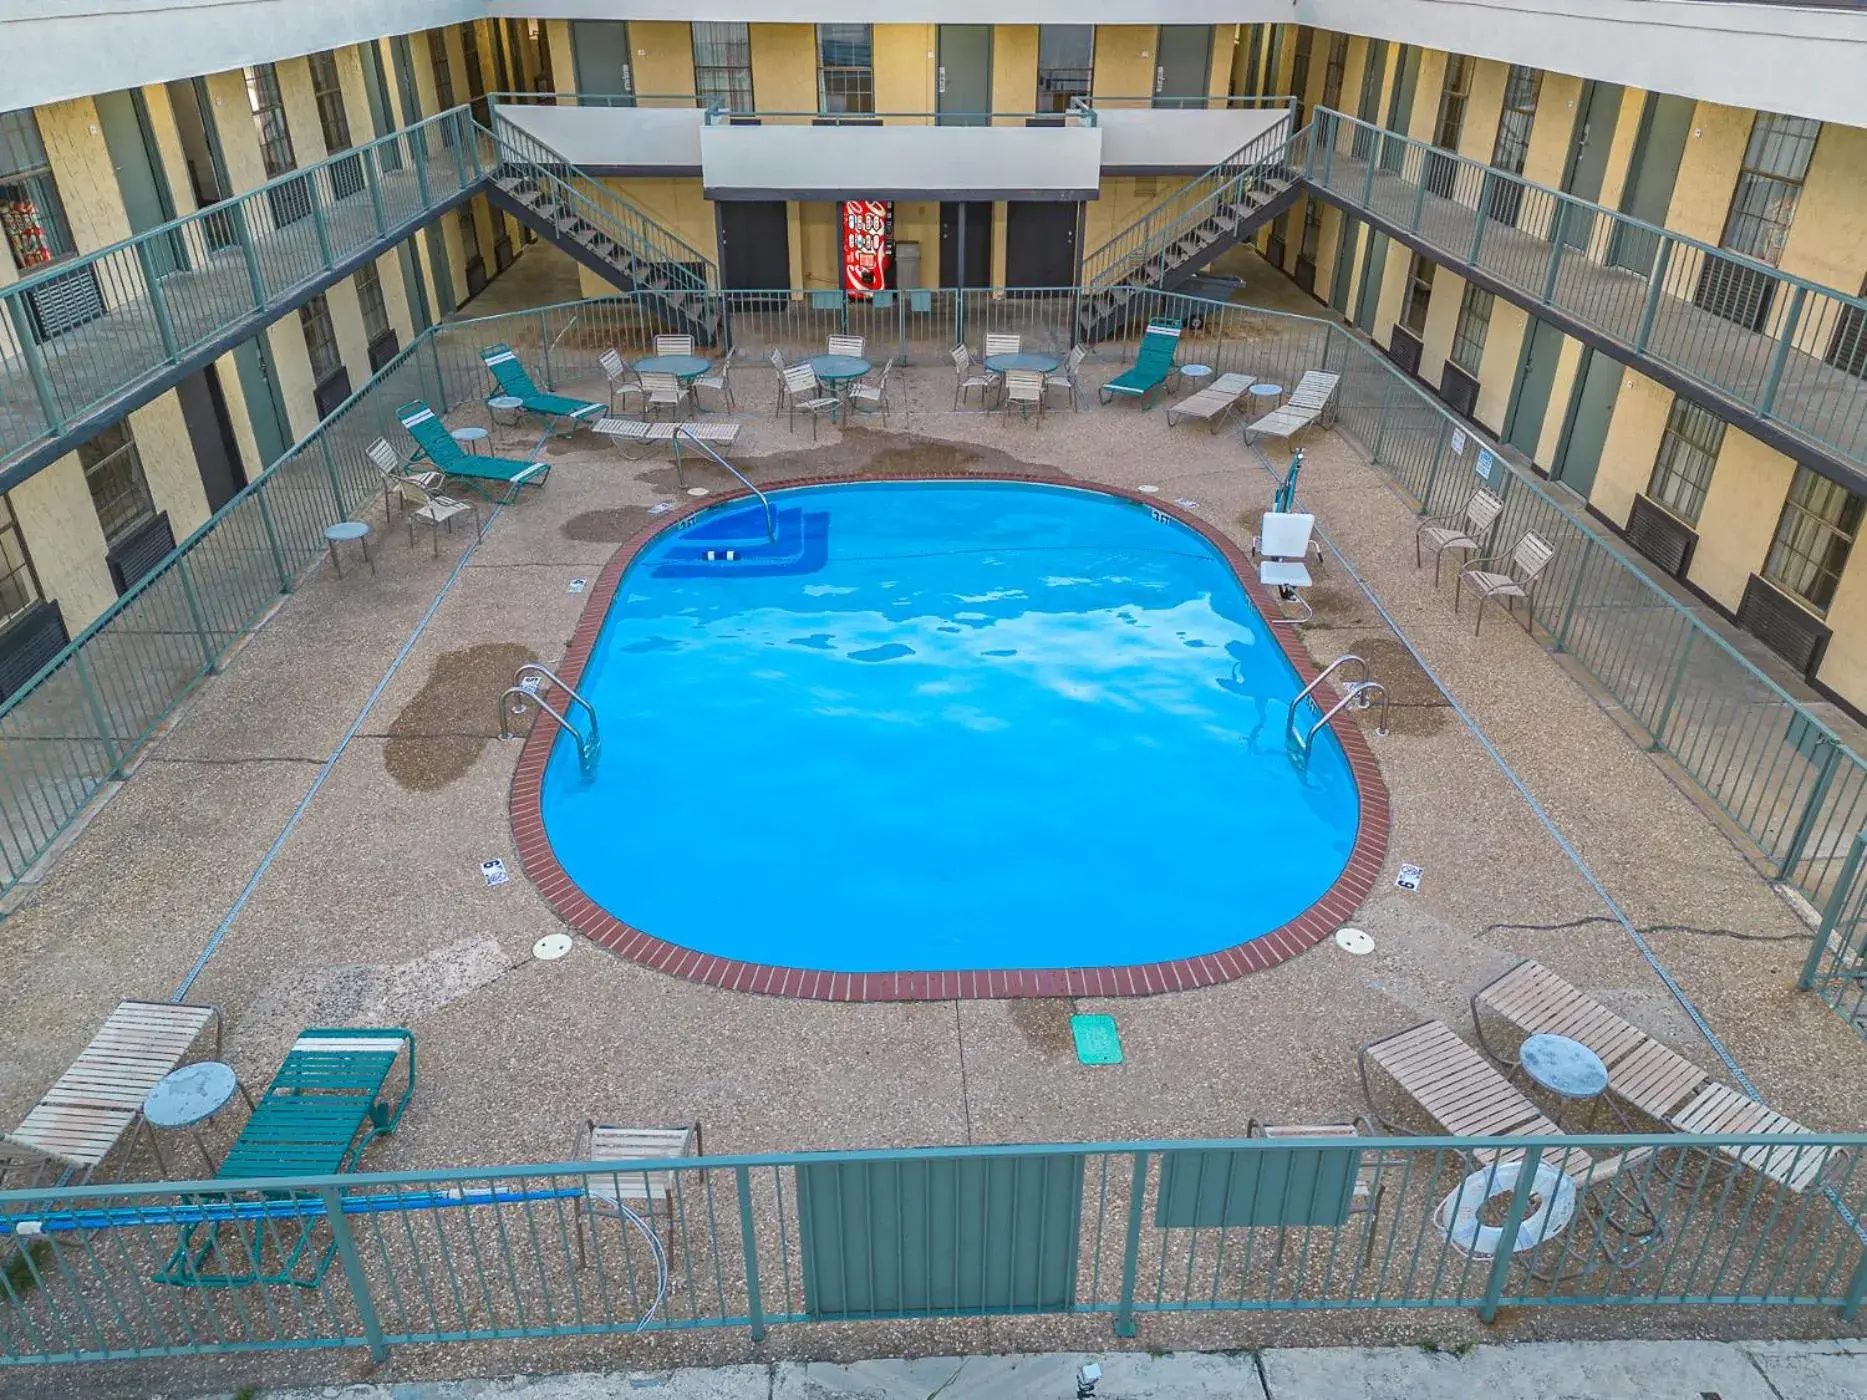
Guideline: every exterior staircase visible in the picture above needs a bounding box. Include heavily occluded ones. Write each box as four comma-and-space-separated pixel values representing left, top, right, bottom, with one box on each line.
1076, 118, 1305, 343
480, 117, 723, 345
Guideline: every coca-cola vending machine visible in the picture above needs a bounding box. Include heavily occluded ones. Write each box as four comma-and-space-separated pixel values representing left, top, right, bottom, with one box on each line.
840, 199, 892, 298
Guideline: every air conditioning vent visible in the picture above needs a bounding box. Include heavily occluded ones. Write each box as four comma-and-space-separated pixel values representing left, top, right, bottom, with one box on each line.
1439, 363, 1480, 420
312, 367, 352, 420
1626, 494, 1698, 579
464, 255, 488, 297
1737, 573, 1831, 680
367, 330, 401, 373
106, 512, 175, 596
0, 601, 69, 701
1294, 255, 1318, 295
1387, 326, 1423, 377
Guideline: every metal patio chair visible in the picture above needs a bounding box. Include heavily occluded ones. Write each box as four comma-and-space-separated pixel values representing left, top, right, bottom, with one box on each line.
366, 437, 443, 517
599, 348, 646, 417
951, 344, 994, 409
1456, 531, 1555, 635
848, 356, 895, 422
640, 371, 691, 421
1417, 488, 1504, 585
395, 476, 481, 555
695, 345, 737, 409
575, 1119, 703, 1266
1045, 344, 1087, 410
781, 363, 838, 438
1002, 368, 1045, 426
826, 333, 865, 358
653, 334, 695, 357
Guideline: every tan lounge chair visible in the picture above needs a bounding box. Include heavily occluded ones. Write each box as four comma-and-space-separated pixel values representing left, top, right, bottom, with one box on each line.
1165, 372, 1256, 431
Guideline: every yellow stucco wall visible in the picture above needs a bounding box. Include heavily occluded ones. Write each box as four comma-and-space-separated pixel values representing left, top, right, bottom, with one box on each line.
1688, 429, 1796, 612
207, 69, 269, 194
1473, 298, 1528, 433
875, 24, 935, 117
749, 25, 816, 113
1664, 102, 1749, 245
1593, 85, 1647, 214
992, 26, 1038, 120
10, 457, 115, 629
1408, 50, 1446, 143
893, 200, 940, 286
631, 21, 698, 100
1370, 238, 1411, 346
275, 57, 327, 163
129, 393, 212, 538
1457, 60, 1506, 165
1533, 334, 1586, 467
1587, 365, 1669, 527
797, 200, 839, 288
605, 178, 717, 262
1779, 122, 1867, 310
1816, 541, 1867, 702
1416, 263, 1466, 386
1092, 27, 1153, 101
37, 99, 133, 252
139, 82, 201, 221
209, 347, 265, 481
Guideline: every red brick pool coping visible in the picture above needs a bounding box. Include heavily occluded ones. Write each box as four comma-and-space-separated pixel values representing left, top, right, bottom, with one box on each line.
510, 473, 1391, 1000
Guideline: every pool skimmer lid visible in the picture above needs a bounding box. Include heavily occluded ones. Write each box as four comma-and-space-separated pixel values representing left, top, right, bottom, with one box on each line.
1138, 484, 1160, 494
686, 486, 710, 497
1334, 927, 1375, 956
533, 933, 572, 961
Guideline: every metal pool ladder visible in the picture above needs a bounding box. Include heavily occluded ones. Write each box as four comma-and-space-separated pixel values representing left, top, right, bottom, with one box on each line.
500, 663, 601, 776
1287, 653, 1387, 769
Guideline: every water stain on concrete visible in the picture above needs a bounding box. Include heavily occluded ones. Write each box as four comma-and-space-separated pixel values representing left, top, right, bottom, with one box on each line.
562, 504, 655, 543
384, 641, 538, 791
1007, 999, 1077, 1060
1340, 633, 1450, 737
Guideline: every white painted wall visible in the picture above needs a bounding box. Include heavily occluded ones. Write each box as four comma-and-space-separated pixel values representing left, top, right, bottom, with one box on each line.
1097, 108, 1286, 171
6, 0, 1866, 128
700, 123, 1102, 200
499, 104, 704, 169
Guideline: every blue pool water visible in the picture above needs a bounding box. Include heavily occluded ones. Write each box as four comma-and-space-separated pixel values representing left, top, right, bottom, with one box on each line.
540, 481, 1360, 972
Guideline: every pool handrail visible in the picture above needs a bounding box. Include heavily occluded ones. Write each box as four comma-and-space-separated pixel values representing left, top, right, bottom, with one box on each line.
672, 426, 775, 541
502, 663, 601, 776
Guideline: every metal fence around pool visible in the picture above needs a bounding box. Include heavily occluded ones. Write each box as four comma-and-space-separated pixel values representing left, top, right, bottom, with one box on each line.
0, 283, 1864, 1034
1, 1131, 1863, 1366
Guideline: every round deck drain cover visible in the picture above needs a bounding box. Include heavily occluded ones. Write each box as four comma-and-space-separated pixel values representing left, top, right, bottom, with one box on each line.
686, 486, 710, 497
533, 933, 573, 961
1138, 484, 1160, 494
1334, 927, 1375, 956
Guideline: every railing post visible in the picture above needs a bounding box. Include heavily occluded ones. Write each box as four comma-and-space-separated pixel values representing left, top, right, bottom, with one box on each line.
5, 296, 63, 432
1634, 238, 1674, 354
321, 438, 347, 520
254, 482, 293, 592
364, 149, 387, 237
1321, 115, 1335, 187
1469, 179, 1489, 267
1360, 127, 1377, 208
174, 557, 219, 673
1553, 548, 1589, 653
73, 651, 126, 780
134, 240, 180, 361
1541, 202, 1567, 304
1371, 374, 1393, 466
412, 137, 432, 207
1779, 736, 1841, 882
1645, 629, 1695, 749
1842, 1243, 1867, 1322
735, 1165, 766, 1342
1479, 1145, 1542, 1323
467, 113, 485, 180
1113, 1151, 1148, 1339
1759, 284, 1808, 420
1801, 830, 1867, 990
318, 1187, 389, 1363
1410, 158, 1428, 233
310, 180, 333, 270
1418, 428, 1447, 515
539, 310, 553, 390
896, 286, 908, 364
233, 201, 267, 309
451, 119, 471, 191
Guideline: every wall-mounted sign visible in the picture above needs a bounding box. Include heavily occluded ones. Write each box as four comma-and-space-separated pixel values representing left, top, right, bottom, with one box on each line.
1450, 429, 1467, 457
841, 200, 892, 298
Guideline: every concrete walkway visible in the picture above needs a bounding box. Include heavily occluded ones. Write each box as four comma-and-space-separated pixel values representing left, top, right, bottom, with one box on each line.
222, 1340, 1867, 1399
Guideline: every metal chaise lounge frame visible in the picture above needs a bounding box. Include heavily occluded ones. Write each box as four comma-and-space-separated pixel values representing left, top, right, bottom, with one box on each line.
158, 1027, 415, 1289
3, 1000, 222, 1185
481, 342, 604, 434
1472, 958, 1840, 1194
397, 401, 550, 504
1097, 318, 1183, 409
1165, 371, 1256, 431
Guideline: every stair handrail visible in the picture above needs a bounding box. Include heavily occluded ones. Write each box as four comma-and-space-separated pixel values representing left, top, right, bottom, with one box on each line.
671, 426, 775, 541
500, 663, 601, 776
1081, 115, 1303, 291
478, 115, 721, 294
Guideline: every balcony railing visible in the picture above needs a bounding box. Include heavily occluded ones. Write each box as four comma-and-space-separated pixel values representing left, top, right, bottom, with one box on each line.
0, 106, 484, 480
1306, 107, 1867, 484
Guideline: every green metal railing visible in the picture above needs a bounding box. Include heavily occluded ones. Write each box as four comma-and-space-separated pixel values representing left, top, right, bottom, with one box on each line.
1305, 107, 1867, 481
1, 1129, 1862, 1366
0, 106, 483, 475
483, 112, 720, 295
1801, 830, 1867, 1034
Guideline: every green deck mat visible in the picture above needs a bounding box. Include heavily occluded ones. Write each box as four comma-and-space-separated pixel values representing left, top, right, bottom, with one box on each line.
1070, 1014, 1123, 1066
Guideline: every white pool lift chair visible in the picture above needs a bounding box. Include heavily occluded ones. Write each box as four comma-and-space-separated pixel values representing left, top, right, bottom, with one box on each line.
1257, 511, 1316, 624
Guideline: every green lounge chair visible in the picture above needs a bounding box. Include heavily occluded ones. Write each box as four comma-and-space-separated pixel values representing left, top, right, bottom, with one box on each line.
1097, 318, 1183, 409
397, 400, 549, 503
158, 1028, 415, 1288
480, 342, 604, 432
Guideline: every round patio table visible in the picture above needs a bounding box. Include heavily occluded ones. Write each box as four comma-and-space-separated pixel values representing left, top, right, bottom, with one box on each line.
144, 1061, 252, 1174
983, 351, 1062, 375
1521, 1032, 1611, 1130
807, 354, 872, 422
634, 354, 712, 382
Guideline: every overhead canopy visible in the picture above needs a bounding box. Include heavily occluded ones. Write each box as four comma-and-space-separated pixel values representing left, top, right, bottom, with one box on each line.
699, 124, 1103, 201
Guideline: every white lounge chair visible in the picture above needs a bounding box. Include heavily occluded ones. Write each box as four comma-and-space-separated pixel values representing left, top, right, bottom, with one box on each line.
1165, 371, 1256, 431
594, 416, 741, 461
1257, 511, 1316, 624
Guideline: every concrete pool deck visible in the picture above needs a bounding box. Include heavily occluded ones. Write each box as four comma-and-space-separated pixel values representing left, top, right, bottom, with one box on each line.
2, 336, 1865, 1391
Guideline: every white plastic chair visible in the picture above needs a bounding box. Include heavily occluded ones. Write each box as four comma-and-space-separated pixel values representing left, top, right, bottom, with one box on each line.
826, 334, 865, 358
640, 371, 690, 421
654, 334, 695, 357
1257, 512, 1316, 624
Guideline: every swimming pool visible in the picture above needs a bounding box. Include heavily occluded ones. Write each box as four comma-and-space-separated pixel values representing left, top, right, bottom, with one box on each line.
520, 479, 1386, 995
